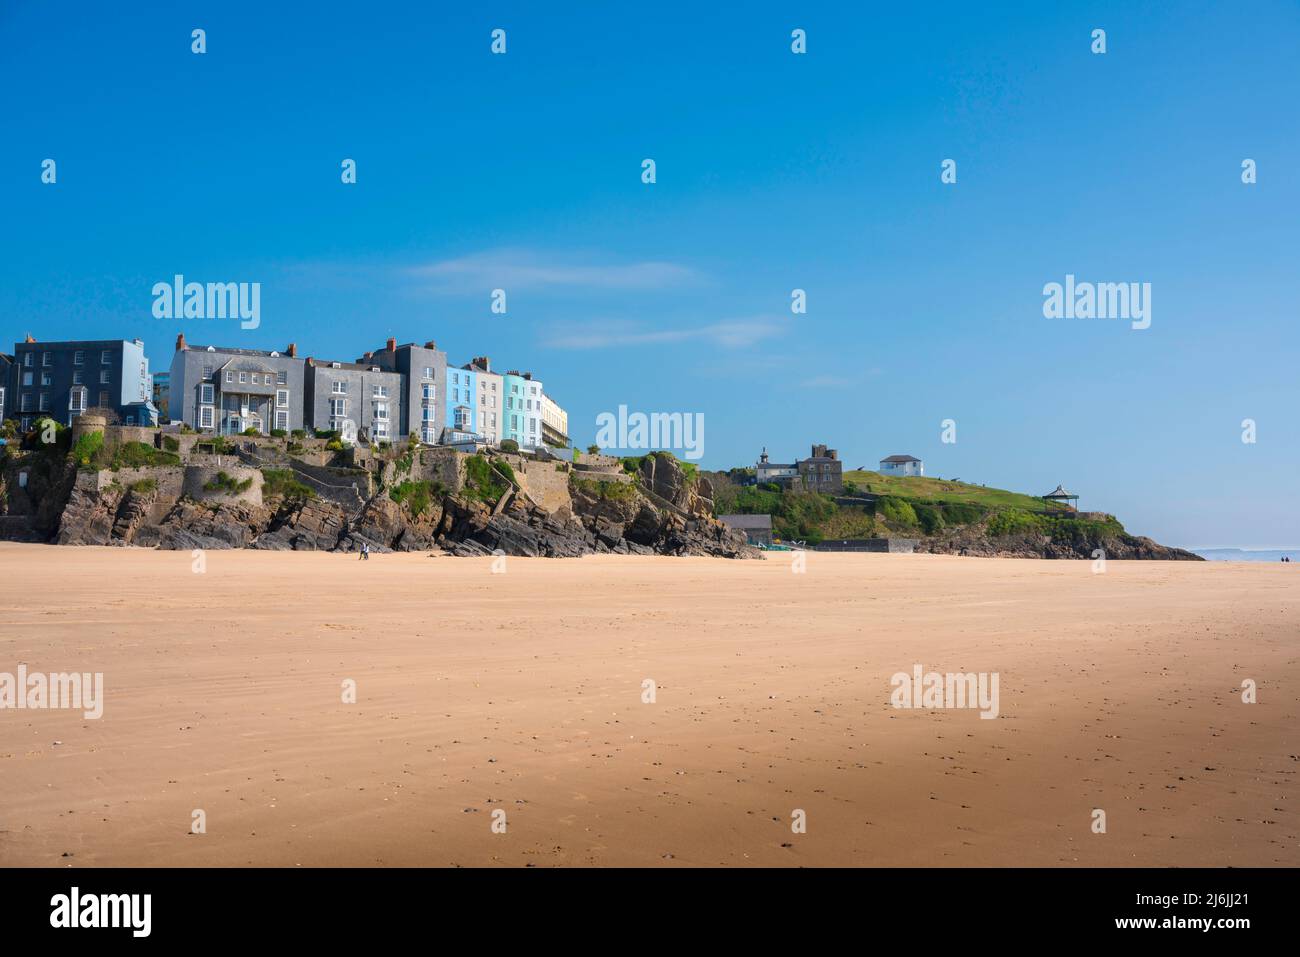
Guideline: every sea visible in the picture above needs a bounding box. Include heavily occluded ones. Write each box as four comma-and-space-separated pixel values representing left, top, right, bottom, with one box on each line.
1190, 547, 1300, 562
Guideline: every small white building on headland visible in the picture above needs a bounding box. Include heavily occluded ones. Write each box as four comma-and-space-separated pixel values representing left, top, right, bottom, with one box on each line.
879, 454, 923, 477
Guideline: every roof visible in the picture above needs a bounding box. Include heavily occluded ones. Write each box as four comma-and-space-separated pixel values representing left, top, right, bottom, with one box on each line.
187, 344, 296, 359
1043, 485, 1077, 498
880, 454, 921, 463
718, 514, 773, 530
306, 357, 400, 374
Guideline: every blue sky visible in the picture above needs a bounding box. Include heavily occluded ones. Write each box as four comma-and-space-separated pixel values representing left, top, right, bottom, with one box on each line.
2, 1, 1297, 547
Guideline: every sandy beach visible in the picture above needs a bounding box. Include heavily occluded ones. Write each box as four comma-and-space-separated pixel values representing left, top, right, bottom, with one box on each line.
0, 543, 1294, 867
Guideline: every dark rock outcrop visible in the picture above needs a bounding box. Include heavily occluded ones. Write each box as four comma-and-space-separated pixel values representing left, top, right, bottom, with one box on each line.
914, 528, 1202, 560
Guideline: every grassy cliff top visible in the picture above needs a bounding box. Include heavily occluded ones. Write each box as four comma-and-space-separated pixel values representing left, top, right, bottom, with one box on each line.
842, 470, 1071, 513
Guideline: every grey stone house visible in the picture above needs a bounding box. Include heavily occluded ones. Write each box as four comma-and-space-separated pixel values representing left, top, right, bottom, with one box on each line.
168, 334, 306, 434
8, 335, 156, 430
356, 337, 447, 444
798, 444, 843, 494
304, 356, 404, 443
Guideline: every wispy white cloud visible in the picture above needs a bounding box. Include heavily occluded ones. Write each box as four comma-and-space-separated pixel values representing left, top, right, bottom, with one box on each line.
405, 248, 701, 292
547, 316, 788, 350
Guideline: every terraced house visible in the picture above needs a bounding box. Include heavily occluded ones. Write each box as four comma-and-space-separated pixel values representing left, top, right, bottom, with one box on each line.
161, 331, 567, 449
6, 336, 156, 430
168, 334, 305, 434
304, 356, 403, 443
357, 338, 447, 445
502, 370, 544, 451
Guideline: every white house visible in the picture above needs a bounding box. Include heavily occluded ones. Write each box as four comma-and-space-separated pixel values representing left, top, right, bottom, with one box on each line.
879, 454, 923, 477
756, 447, 798, 484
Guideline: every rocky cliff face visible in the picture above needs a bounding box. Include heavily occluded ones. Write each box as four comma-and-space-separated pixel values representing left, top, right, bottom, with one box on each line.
24, 447, 759, 559
912, 526, 1202, 561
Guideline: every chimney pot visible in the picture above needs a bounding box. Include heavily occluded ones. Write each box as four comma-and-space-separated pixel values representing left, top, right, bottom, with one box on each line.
175, 333, 187, 351
287, 343, 297, 358
386, 337, 397, 352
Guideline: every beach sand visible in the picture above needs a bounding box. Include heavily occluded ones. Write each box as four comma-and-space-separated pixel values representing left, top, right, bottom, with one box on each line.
0, 543, 1295, 867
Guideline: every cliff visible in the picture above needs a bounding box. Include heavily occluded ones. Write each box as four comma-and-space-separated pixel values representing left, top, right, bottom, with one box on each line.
1, 428, 756, 559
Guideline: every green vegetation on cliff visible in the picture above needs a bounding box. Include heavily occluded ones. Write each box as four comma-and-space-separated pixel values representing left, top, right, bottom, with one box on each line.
843, 470, 1069, 513
713, 469, 1123, 546
389, 478, 444, 516
203, 471, 253, 495
462, 454, 508, 505
261, 468, 316, 502
571, 476, 639, 502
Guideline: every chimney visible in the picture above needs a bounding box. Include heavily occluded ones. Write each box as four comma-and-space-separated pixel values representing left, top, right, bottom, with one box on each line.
24, 333, 35, 343
287, 343, 297, 358
386, 337, 396, 352
424, 340, 437, 350
363, 351, 373, 361
175, 333, 187, 351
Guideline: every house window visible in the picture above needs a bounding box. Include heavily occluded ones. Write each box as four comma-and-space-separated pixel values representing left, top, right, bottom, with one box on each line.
42, 352, 52, 367
200, 406, 214, 429
20, 416, 32, 431
332, 381, 346, 394
22, 372, 32, 387
38, 394, 49, 411
203, 365, 213, 380
275, 410, 288, 430
72, 372, 83, 385
372, 385, 388, 398
20, 394, 32, 412
100, 370, 110, 384
276, 390, 288, 408
422, 367, 433, 379
422, 385, 436, 401
454, 406, 470, 429
73, 351, 84, 365
0, 387, 5, 412
239, 371, 248, 383
23, 353, 32, 367
277, 370, 287, 385
41, 372, 52, 386
374, 402, 388, 420
200, 384, 215, 404
329, 398, 346, 417
101, 350, 111, 364
226, 370, 233, 382
69, 388, 86, 413
98, 391, 109, 406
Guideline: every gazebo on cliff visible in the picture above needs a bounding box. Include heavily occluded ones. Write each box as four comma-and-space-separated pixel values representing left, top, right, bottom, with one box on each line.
1042, 484, 1079, 513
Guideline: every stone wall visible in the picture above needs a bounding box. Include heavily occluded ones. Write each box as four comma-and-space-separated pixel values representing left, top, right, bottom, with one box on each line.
108, 425, 160, 449
96, 466, 185, 498
574, 452, 622, 472
181, 464, 263, 506
518, 459, 574, 514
